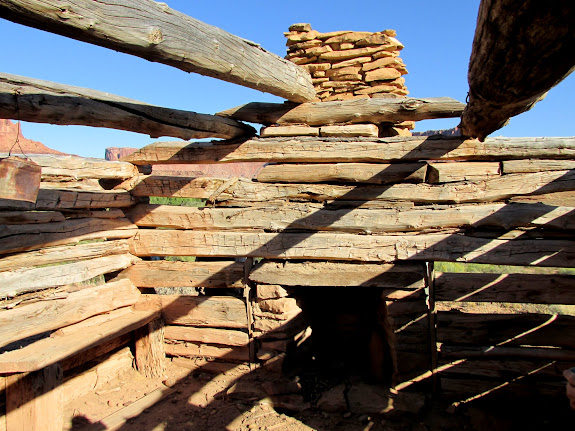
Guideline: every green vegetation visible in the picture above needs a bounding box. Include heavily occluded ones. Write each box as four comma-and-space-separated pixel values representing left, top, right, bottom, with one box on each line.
433, 261, 575, 275
149, 196, 206, 207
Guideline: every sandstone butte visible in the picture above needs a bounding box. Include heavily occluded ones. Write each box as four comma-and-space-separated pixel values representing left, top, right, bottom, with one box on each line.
0, 119, 67, 155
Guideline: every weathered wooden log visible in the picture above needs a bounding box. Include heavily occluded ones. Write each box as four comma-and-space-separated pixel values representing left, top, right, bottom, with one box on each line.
0, 210, 64, 224
510, 191, 575, 207
216, 97, 465, 125
0, 239, 130, 272
119, 260, 245, 289
0, 73, 254, 140
502, 159, 575, 174
436, 358, 567, 381
119, 170, 575, 204
0, 217, 137, 255
439, 377, 563, 399
439, 345, 575, 361
164, 326, 249, 347
460, 0, 575, 140
0, 1, 315, 102
0, 278, 140, 349
427, 162, 500, 183
61, 209, 126, 219
121, 136, 575, 165
437, 311, 575, 350
135, 318, 166, 379
257, 162, 427, 184
52, 308, 133, 337
59, 333, 131, 372
135, 294, 248, 329
130, 230, 575, 267
165, 342, 249, 361
125, 203, 575, 233
435, 272, 575, 304
0, 253, 139, 298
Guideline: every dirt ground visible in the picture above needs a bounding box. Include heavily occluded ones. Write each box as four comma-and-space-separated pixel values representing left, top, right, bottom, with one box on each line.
65, 358, 575, 431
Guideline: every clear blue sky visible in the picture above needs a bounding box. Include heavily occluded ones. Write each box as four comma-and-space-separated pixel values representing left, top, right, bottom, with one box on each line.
1, 0, 573, 158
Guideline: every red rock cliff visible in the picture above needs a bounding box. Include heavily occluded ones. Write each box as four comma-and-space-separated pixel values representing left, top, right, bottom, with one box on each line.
0, 119, 67, 155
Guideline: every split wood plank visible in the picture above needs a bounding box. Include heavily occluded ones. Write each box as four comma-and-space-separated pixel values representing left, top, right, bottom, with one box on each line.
119, 260, 244, 288
427, 162, 501, 184
120, 170, 575, 204
0, 217, 137, 255
437, 311, 575, 350
121, 136, 575, 165
0, 1, 315, 102
256, 162, 427, 184
216, 97, 464, 125
502, 159, 575, 174
0, 239, 130, 272
0, 278, 140, 350
164, 325, 249, 347
0, 309, 159, 373
460, 0, 575, 140
125, 203, 575, 233
165, 342, 250, 361
0, 211, 64, 225
135, 294, 248, 329
0, 253, 139, 298
130, 229, 575, 267
435, 272, 575, 305
0, 73, 254, 140
135, 318, 166, 379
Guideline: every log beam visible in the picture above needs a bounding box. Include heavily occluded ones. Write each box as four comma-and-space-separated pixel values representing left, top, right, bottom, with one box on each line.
0, 1, 315, 102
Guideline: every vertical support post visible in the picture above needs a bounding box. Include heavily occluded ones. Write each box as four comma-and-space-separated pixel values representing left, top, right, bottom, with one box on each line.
5, 364, 63, 431
425, 261, 438, 393
135, 318, 166, 379
243, 257, 257, 369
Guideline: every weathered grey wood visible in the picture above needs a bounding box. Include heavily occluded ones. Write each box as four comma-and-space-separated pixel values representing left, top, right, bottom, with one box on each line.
502, 159, 575, 174
119, 260, 244, 288
427, 162, 500, 183
135, 294, 248, 329
130, 230, 575, 267
0, 239, 130, 272
121, 136, 575, 165
0, 210, 64, 224
216, 97, 465, 125
164, 325, 249, 347
0, 278, 140, 350
257, 162, 427, 184
0, 1, 315, 102
437, 311, 575, 349
135, 318, 166, 379
0, 73, 254, 140
120, 170, 575, 204
439, 345, 575, 361
126, 202, 575, 234
0, 217, 137, 255
510, 191, 575, 207
0, 253, 139, 298
460, 0, 575, 140
165, 342, 249, 361
435, 272, 575, 304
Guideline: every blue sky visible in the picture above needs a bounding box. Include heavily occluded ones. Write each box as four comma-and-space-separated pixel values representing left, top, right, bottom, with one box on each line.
1, 0, 573, 158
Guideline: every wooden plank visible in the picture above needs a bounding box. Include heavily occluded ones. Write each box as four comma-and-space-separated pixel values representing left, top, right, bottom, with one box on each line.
0, 217, 137, 255
5, 364, 63, 431
130, 229, 575, 267
119, 260, 244, 288
165, 342, 249, 361
121, 136, 575, 165
437, 311, 575, 350
125, 202, 575, 233
435, 272, 575, 304
0, 279, 140, 350
61, 209, 125, 219
135, 318, 166, 379
59, 333, 131, 372
136, 295, 248, 329
439, 345, 575, 361
0, 239, 130, 272
0, 253, 139, 298
502, 159, 575, 174
250, 261, 425, 287
164, 325, 249, 347
0, 73, 254, 140
0, 1, 315, 103
216, 97, 464, 125
120, 170, 575, 204
0, 211, 64, 224
460, 0, 575, 140
0, 310, 159, 373
510, 191, 575, 207
427, 162, 501, 183
256, 162, 427, 184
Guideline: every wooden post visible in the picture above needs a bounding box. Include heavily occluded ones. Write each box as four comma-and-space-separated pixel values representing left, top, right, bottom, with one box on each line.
135, 319, 166, 380
4, 364, 63, 431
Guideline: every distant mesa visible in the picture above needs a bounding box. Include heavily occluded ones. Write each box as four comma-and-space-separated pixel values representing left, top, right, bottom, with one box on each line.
0, 119, 68, 155
412, 126, 460, 137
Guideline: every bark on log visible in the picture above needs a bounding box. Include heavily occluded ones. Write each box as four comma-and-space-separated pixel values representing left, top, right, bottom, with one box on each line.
460, 0, 575, 140
164, 326, 249, 347
435, 272, 575, 304
0, 1, 315, 102
216, 97, 465, 125
0, 217, 137, 255
119, 260, 245, 288
120, 170, 575, 205
121, 136, 575, 165
256, 162, 427, 184
130, 229, 575, 267
0, 73, 254, 140
0, 278, 140, 350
